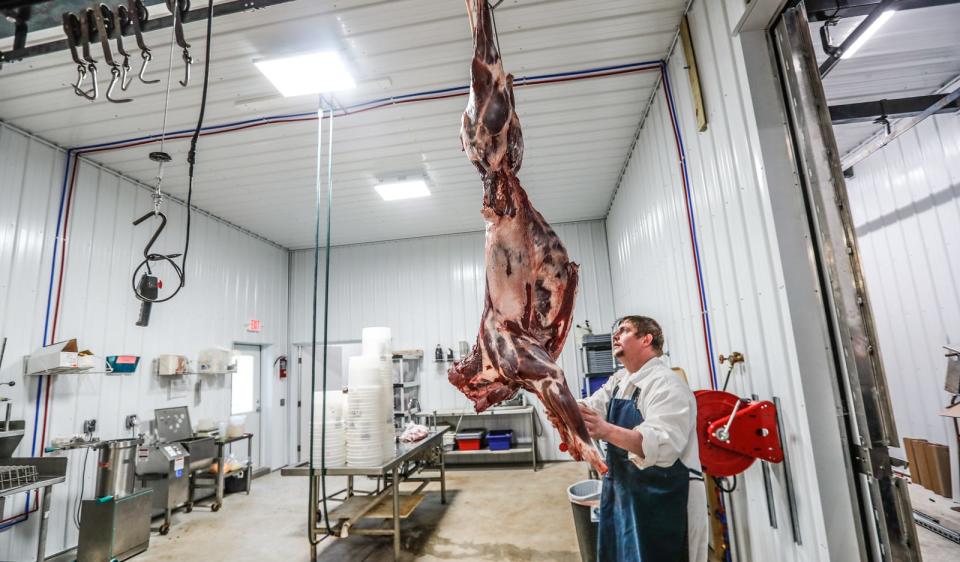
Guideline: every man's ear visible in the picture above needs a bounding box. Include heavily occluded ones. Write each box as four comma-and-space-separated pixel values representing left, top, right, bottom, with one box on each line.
641, 333, 653, 347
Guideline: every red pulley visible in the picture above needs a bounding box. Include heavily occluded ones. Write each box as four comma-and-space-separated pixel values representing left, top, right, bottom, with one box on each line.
694, 390, 784, 478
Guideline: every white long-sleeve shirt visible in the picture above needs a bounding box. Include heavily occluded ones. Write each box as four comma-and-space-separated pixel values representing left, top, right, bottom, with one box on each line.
581, 356, 702, 472
581, 356, 708, 562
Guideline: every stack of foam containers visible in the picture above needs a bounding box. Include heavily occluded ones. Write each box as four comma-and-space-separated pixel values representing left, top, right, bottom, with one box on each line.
312, 390, 345, 467
362, 327, 396, 458
346, 355, 385, 466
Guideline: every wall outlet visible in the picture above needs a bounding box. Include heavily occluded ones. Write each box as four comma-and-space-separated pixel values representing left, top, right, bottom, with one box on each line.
125, 414, 139, 430
83, 419, 96, 434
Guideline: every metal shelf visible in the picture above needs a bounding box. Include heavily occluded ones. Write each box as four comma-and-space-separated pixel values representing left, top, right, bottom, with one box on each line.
447, 446, 533, 457
24, 365, 95, 377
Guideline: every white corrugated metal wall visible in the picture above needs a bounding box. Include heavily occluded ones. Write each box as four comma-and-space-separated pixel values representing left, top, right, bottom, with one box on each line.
0, 122, 289, 559
606, 1, 836, 560
846, 114, 960, 500
288, 220, 615, 461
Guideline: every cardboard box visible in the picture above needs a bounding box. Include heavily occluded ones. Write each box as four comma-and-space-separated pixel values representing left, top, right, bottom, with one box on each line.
28, 339, 78, 373
924, 443, 952, 498
902, 438, 925, 487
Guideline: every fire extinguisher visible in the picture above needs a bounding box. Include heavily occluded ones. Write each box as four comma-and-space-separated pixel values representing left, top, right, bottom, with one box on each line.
276, 356, 287, 379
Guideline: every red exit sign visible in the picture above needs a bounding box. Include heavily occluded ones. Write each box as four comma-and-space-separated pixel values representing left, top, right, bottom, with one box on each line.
247, 319, 261, 333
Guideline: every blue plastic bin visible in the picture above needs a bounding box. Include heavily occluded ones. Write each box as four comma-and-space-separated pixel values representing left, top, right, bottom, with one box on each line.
486, 430, 513, 451
585, 374, 611, 396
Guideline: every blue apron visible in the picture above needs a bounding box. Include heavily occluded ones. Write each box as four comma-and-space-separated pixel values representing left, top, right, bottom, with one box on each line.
597, 387, 697, 562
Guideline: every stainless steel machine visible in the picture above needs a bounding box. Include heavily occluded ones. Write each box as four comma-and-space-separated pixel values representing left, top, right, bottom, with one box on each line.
135, 441, 190, 535
77, 438, 152, 562
135, 406, 215, 533
154, 407, 217, 475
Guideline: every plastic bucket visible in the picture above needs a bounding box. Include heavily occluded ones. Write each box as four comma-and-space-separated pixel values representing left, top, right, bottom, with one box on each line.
568, 479, 602, 562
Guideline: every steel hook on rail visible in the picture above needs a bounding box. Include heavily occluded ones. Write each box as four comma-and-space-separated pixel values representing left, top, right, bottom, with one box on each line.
114, 3, 134, 91
78, 7, 100, 100
94, 3, 131, 103
166, 0, 193, 87
62, 12, 93, 99
129, 0, 159, 85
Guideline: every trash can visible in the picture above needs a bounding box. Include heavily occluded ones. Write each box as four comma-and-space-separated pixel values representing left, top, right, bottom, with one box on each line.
568, 479, 602, 562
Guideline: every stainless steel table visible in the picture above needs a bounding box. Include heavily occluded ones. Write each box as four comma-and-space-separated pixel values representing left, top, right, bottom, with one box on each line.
188, 432, 253, 511
0, 457, 67, 562
281, 429, 448, 561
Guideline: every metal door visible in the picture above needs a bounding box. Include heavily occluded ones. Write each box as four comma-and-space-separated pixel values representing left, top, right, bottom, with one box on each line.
233, 344, 262, 469
296, 342, 357, 463
770, 5, 920, 561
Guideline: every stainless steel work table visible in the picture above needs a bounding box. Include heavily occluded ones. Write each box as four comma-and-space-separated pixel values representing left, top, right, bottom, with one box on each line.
0, 457, 67, 562
281, 428, 448, 560
188, 432, 253, 511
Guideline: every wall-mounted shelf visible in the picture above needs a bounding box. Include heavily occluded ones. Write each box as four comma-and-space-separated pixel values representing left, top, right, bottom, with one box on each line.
24, 365, 95, 377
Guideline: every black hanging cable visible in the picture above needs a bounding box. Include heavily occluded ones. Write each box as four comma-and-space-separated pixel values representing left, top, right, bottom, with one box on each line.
308, 98, 337, 543
714, 475, 738, 493
130, 0, 213, 321
181, 0, 215, 287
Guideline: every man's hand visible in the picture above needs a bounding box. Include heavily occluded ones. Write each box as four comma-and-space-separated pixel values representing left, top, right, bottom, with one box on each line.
579, 403, 611, 440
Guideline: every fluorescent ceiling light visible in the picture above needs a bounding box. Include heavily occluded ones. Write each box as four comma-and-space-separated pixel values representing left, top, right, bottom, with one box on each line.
841, 10, 896, 60
255, 51, 355, 97
375, 180, 431, 201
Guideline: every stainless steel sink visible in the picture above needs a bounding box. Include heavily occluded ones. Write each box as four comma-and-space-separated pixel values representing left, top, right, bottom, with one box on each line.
0, 420, 25, 458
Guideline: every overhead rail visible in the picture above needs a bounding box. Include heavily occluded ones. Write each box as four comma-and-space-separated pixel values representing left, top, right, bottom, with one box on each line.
0, 0, 297, 66
829, 95, 960, 124
841, 85, 960, 169
818, 0, 899, 78
806, 0, 960, 20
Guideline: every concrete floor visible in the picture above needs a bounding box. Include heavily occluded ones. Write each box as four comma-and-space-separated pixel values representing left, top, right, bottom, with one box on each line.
81, 462, 587, 562
52, 464, 960, 561
909, 482, 960, 562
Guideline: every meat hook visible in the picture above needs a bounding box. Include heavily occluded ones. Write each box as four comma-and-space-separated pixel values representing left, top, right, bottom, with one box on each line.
166, 0, 192, 87
94, 3, 131, 103
114, 3, 134, 90
129, 0, 159, 84
78, 8, 100, 100
62, 12, 93, 99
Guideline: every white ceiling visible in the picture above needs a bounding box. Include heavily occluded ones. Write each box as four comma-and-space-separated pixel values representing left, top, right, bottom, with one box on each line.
811, 2, 960, 156
0, 0, 687, 248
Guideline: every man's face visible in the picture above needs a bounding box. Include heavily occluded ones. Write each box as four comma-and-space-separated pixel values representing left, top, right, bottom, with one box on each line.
612, 321, 652, 362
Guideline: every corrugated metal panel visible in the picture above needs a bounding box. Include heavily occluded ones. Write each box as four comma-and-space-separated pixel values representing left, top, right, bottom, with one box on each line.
810, 3, 960, 154
0, 0, 686, 248
846, 113, 960, 497
0, 122, 288, 559
288, 220, 615, 461
606, 1, 836, 560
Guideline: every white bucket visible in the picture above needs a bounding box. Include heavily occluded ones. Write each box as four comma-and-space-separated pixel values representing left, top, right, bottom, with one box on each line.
362, 327, 392, 359
348, 355, 381, 387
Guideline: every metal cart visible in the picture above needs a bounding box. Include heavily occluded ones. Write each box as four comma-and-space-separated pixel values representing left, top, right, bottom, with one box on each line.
188, 432, 253, 511
281, 428, 448, 561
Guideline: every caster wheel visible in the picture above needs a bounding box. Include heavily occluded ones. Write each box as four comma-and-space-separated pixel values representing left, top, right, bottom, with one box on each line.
212, 502, 221, 512
159, 523, 170, 535
185, 503, 193, 513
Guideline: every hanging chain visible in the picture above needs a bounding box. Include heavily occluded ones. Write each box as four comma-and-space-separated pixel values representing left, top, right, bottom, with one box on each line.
152, 25, 178, 215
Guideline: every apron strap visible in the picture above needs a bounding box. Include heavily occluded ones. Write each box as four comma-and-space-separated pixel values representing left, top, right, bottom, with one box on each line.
688, 468, 704, 482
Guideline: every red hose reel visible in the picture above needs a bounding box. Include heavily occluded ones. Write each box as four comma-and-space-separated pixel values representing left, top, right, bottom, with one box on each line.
695, 390, 784, 477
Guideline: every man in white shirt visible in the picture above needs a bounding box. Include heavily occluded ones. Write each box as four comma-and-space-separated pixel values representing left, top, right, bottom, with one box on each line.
578, 316, 707, 562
